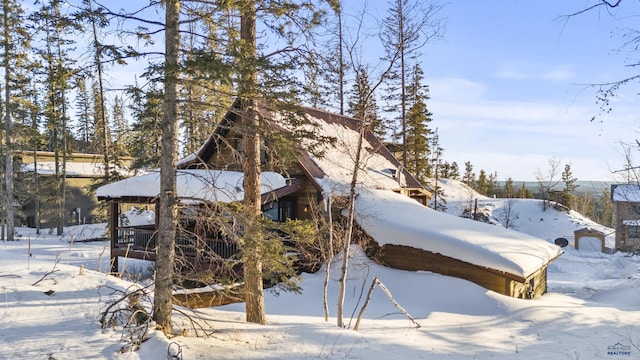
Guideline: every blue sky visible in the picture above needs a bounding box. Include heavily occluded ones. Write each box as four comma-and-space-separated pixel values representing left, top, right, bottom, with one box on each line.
345, 0, 640, 181
102, 0, 639, 181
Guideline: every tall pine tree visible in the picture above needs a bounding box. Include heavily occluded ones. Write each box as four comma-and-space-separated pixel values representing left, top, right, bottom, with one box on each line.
31, 0, 80, 235
404, 63, 432, 184
381, 0, 443, 167
1, 0, 31, 240
347, 66, 384, 138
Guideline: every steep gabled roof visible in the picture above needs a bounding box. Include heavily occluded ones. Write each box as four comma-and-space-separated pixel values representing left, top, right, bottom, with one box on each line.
178, 101, 424, 193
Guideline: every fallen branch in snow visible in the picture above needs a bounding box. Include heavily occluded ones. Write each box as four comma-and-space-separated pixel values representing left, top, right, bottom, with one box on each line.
98, 284, 152, 329
354, 277, 421, 331
0, 274, 21, 278
31, 252, 60, 286
119, 310, 150, 353
173, 307, 215, 338
167, 342, 183, 360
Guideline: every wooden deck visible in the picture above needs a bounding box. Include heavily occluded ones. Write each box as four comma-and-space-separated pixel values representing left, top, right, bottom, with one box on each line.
110, 225, 240, 273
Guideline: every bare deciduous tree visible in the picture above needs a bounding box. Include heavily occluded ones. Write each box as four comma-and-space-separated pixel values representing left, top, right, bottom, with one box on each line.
534, 157, 560, 211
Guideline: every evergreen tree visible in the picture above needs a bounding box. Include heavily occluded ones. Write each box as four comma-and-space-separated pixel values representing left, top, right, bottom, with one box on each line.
597, 187, 613, 227
427, 129, 446, 211
347, 66, 384, 138
503, 177, 515, 198
82, 0, 112, 183
381, 0, 443, 168
440, 161, 450, 178
320, 1, 347, 113
127, 77, 164, 170
561, 163, 578, 208
487, 171, 498, 197
90, 80, 107, 154
31, 0, 80, 235
1, 0, 31, 239
154, 0, 179, 334
518, 182, 533, 198
448, 161, 460, 180
476, 169, 488, 195
228, 0, 330, 326
110, 95, 130, 158
74, 0, 142, 186
463, 161, 475, 188
74, 76, 94, 152
404, 63, 432, 184
180, 2, 232, 155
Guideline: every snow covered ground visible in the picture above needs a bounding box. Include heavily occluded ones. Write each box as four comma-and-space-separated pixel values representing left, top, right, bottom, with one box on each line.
1, 180, 639, 359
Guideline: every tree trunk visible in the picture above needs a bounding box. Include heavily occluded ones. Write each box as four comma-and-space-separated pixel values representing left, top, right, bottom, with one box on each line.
3, 1, 14, 241
54, 15, 67, 236
397, 0, 407, 169
88, 0, 110, 180
337, 108, 366, 328
239, 0, 266, 325
323, 196, 333, 322
153, 0, 180, 334
337, 8, 344, 115
32, 85, 40, 235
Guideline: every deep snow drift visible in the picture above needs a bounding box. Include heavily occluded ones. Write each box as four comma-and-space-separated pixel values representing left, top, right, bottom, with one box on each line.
1, 179, 639, 359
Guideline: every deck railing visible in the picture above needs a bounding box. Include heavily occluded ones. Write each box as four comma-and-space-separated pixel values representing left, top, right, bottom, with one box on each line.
114, 226, 239, 259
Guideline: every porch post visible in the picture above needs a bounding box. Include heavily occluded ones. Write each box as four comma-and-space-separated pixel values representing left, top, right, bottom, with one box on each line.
109, 201, 119, 274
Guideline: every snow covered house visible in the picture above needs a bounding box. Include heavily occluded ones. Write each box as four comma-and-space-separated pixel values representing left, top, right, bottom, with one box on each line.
96, 101, 562, 299
19, 151, 133, 227
611, 184, 640, 251
96, 101, 429, 273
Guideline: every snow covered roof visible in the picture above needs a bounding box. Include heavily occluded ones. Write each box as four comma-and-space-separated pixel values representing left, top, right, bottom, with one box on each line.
21, 161, 131, 178
299, 110, 409, 192
353, 188, 563, 278
612, 184, 640, 202
177, 103, 424, 194
623, 219, 640, 226
95, 169, 287, 203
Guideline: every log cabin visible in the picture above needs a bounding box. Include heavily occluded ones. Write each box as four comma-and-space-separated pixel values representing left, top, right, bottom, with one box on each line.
96, 101, 561, 299
96, 101, 429, 273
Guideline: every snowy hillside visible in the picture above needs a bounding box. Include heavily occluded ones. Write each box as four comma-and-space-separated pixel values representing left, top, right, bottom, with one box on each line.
438, 178, 615, 248
1, 182, 640, 359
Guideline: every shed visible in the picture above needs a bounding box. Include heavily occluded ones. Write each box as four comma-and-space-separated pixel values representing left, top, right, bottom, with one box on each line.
354, 188, 563, 299
574, 228, 605, 253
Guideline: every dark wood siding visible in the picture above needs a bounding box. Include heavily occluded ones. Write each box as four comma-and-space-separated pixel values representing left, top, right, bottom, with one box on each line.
366, 242, 550, 299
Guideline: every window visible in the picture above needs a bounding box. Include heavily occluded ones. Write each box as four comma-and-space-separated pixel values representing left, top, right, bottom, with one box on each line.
629, 204, 640, 215
233, 136, 267, 164
260, 143, 267, 165
261, 198, 297, 222
233, 136, 243, 153
628, 225, 640, 238
263, 201, 279, 221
